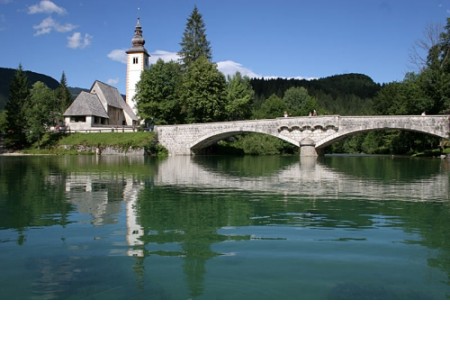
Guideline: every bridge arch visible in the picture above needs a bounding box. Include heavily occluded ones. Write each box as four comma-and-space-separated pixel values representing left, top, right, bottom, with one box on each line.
315, 124, 449, 150
189, 128, 299, 153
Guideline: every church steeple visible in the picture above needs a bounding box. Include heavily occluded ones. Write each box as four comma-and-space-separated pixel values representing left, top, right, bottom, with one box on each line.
129, 18, 148, 52
126, 18, 150, 115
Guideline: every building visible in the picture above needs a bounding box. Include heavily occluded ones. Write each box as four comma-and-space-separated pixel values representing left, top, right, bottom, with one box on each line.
126, 18, 150, 113
63, 19, 149, 131
63, 80, 138, 131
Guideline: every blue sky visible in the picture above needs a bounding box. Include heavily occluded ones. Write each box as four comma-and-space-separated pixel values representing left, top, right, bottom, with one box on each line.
1, 0, 450, 93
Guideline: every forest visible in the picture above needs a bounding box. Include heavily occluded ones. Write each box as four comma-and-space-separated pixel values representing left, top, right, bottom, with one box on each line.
2, 7, 450, 155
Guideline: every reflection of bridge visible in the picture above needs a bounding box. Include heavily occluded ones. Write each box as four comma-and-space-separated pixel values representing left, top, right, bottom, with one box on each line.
154, 157, 450, 202
155, 115, 450, 156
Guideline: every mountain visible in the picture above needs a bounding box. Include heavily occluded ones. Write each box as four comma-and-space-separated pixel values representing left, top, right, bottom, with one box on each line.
250, 73, 381, 100
0, 67, 60, 110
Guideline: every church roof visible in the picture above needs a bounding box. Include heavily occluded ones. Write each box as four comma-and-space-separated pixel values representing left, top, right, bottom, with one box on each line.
64, 81, 138, 121
91, 81, 125, 109
91, 81, 138, 121
63, 91, 109, 118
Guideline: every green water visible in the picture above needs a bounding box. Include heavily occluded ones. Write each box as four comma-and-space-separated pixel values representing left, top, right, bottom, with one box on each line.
0, 155, 449, 299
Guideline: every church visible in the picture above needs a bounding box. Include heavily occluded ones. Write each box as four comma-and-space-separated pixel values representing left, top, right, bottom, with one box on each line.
63, 19, 149, 131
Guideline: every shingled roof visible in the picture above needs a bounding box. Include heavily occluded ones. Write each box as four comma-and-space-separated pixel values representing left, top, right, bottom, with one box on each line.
91, 81, 138, 121
64, 91, 109, 118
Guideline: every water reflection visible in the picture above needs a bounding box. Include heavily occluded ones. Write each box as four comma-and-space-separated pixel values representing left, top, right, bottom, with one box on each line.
1, 155, 449, 299
155, 156, 450, 202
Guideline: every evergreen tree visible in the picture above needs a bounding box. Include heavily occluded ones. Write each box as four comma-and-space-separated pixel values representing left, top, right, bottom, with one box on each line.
179, 6, 212, 67
135, 60, 183, 125
225, 73, 254, 121
180, 56, 226, 123
0, 110, 6, 134
55, 72, 72, 120
4, 64, 29, 149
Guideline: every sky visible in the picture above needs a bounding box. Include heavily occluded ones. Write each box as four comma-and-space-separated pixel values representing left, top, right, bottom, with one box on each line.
1, 0, 450, 93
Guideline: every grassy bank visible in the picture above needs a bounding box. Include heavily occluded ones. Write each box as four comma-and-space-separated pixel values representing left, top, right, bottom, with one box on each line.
22, 132, 167, 156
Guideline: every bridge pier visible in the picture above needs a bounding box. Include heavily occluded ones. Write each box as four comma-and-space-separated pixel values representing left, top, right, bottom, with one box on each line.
300, 138, 318, 157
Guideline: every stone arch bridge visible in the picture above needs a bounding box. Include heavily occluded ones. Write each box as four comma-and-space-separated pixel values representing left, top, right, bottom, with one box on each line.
155, 115, 450, 156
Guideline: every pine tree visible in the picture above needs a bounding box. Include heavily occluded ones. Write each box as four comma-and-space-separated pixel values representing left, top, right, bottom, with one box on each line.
55, 72, 72, 123
179, 6, 212, 68
4, 64, 29, 149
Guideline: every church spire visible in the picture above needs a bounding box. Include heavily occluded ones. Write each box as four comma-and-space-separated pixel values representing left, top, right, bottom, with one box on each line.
132, 18, 145, 48
126, 18, 150, 115
127, 18, 149, 55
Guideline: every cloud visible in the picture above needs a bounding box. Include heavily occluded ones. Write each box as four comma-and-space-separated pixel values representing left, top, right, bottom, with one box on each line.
33, 17, 76, 35
107, 78, 120, 86
217, 60, 260, 78
28, 0, 66, 15
149, 50, 181, 64
107, 49, 127, 64
107, 49, 181, 64
67, 32, 92, 49
106, 49, 315, 80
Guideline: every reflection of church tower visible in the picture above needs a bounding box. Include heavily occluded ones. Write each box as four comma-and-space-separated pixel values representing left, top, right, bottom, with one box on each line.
126, 18, 150, 115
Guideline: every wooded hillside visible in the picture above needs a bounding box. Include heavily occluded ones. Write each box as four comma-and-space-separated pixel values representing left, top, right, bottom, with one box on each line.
0, 67, 60, 110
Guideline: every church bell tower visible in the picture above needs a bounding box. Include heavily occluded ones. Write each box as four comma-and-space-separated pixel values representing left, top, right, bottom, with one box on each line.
126, 18, 150, 114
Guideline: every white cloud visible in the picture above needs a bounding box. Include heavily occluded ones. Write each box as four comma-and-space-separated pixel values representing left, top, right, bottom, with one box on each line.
149, 50, 181, 64
28, 0, 66, 15
107, 49, 127, 64
106, 49, 315, 80
107, 49, 181, 65
67, 32, 92, 49
217, 60, 260, 78
33, 17, 76, 36
107, 78, 120, 86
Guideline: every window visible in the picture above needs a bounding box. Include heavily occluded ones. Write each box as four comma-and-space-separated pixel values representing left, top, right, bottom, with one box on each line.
133, 57, 139, 65
70, 116, 86, 123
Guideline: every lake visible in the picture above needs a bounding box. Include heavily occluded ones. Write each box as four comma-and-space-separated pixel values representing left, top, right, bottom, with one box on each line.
0, 154, 449, 300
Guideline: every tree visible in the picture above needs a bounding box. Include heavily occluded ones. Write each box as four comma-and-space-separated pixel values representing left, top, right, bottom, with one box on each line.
4, 64, 29, 149
0, 110, 7, 134
283, 87, 317, 116
252, 94, 286, 119
55, 72, 72, 120
135, 60, 183, 125
225, 73, 254, 121
180, 56, 226, 123
179, 6, 212, 68
23, 81, 56, 147
417, 18, 450, 114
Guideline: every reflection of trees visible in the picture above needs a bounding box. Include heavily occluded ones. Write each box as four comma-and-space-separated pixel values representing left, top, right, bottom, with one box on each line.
322, 155, 446, 181
0, 157, 73, 244
137, 186, 251, 298
193, 155, 298, 177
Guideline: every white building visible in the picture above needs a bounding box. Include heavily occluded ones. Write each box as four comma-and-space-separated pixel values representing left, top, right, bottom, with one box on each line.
63, 19, 149, 131
126, 18, 150, 114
